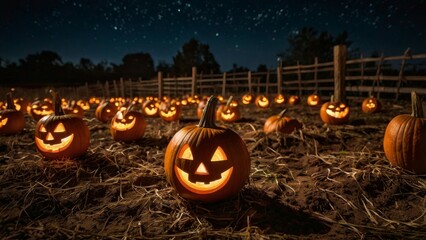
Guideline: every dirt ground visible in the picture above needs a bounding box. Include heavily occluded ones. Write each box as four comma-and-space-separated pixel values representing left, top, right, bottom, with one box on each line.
0, 97, 425, 239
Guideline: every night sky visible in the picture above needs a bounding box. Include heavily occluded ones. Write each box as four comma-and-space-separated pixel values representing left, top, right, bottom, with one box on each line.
1, 0, 425, 71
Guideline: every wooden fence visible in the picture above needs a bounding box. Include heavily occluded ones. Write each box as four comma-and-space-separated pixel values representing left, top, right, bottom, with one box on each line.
2, 45, 426, 101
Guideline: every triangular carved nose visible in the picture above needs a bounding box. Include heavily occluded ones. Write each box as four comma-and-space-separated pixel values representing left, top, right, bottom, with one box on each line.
46, 132, 54, 141
195, 163, 209, 175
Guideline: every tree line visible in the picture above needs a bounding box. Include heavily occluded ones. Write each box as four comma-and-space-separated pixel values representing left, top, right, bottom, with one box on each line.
0, 27, 354, 87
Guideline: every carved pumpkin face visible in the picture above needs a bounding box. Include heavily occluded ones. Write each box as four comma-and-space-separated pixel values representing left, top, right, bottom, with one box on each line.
307, 94, 321, 106
30, 100, 54, 121
110, 107, 146, 142
0, 93, 26, 134
255, 95, 270, 109
274, 94, 285, 105
164, 96, 250, 202
95, 100, 118, 123
142, 100, 159, 117
219, 97, 240, 122
13, 98, 29, 113
35, 91, 90, 160
241, 94, 254, 105
77, 100, 90, 110
362, 97, 382, 114
160, 101, 181, 122
288, 95, 300, 105
64, 101, 85, 118
320, 100, 350, 125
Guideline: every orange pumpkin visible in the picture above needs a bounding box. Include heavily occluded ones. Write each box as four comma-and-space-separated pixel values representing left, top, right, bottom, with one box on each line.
63, 100, 85, 118
255, 95, 270, 109
288, 95, 301, 105
159, 100, 182, 122
110, 104, 146, 142
35, 90, 90, 160
307, 94, 321, 107
142, 99, 159, 117
164, 96, 250, 202
241, 93, 254, 105
95, 99, 118, 123
30, 98, 54, 121
219, 96, 240, 122
0, 92, 26, 134
383, 92, 426, 174
274, 94, 286, 105
320, 96, 350, 125
362, 96, 382, 114
264, 109, 302, 134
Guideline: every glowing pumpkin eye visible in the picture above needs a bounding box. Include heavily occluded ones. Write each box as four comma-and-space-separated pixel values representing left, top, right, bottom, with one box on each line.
179, 144, 193, 160
32, 105, 38, 109
106, 109, 111, 112
40, 125, 47, 132
170, 107, 176, 111
328, 105, 335, 109
211, 147, 227, 162
116, 112, 123, 119
128, 115, 134, 120
73, 109, 79, 113
340, 104, 346, 108
54, 123, 66, 132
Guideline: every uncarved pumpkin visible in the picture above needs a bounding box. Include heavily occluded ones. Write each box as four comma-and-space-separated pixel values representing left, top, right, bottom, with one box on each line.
264, 109, 302, 134
164, 96, 250, 202
383, 92, 426, 174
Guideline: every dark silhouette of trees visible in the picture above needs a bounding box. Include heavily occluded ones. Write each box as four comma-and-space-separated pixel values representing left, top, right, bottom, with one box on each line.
119, 52, 155, 80
278, 27, 352, 65
173, 38, 220, 76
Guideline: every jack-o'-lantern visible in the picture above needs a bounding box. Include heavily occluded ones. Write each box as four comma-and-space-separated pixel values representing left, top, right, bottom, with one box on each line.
219, 96, 240, 122
241, 93, 254, 105
89, 97, 101, 106
95, 100, 118, 123
77, 100, 91, 111
288, 95, 301, 105
274, 94, 286, 105
30, 99, 54, 121
255, 95, 270, 109
164, 96, 251, 202
264, 109, 302, 134
13, 97, 30, 113
63, 100, 84, 118
384, 92, 426, 174
0, 92, 26, 134
180, 98, 188, 106
160, 100, 182, 122
362, 97, 382, 114
307, 94, 321, 107
35, 90, 90, 160
142, 99, 159, 117
320, 96, 350, 125
110, 104, 146, 142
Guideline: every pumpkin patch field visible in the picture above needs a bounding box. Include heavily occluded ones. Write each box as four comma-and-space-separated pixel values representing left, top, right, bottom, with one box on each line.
1, 96, 425, 239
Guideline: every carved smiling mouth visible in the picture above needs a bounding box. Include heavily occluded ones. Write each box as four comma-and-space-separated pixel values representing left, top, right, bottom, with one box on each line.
221, 112, 235, 120
326, 108, 349, 118
175, 166, 233, 194
112, 118, 136, 131
161, 110, 176, 118
33, 109, 53, 116
35, 134, 74, 153
0, 117, 8, 127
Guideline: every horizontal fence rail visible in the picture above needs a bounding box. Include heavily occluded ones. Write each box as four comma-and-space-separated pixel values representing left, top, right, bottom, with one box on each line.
1, 46, 426, 101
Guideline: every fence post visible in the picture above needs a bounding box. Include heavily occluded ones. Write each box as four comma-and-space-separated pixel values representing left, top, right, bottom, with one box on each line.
314, 57, 318, 93
222, 72, 227, 97
266, 70, 270, 95
158, 71, 163, 100
191, 67, 197, 97
113, 80, 118, 97
247, 71, 252, 93
373, 54, 385, 98
297, 61, 302, 97
395, 48, 411, 100
120, 78, 125, 97
333, 45, 347, 102
105, 81, 110, 98
277, 64, 282, 94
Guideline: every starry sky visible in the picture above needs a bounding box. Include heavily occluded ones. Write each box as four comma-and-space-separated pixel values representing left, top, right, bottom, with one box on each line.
1, 0, 425, 71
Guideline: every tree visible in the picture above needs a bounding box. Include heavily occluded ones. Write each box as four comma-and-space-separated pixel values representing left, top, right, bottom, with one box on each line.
173, 38, 220, 76
278, 27, 352, 65
156, 61, 173, 76
120, 52, 155, 80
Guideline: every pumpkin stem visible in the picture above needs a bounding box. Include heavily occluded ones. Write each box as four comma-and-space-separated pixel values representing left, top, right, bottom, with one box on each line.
330, 95, 334, 102
411, 91, 424, 118
6, 92, 16, 110
198, 95, 218, 128
225, 96, 233, 107
50, 90, 65, 116
278, 109, 288, 118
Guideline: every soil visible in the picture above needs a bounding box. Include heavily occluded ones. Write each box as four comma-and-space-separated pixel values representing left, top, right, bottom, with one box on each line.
0, 98, 425, 239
